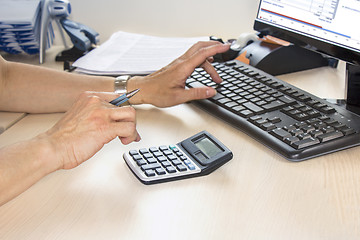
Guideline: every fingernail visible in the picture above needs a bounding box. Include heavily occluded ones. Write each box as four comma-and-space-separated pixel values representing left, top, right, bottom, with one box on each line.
206, 88, 216, 97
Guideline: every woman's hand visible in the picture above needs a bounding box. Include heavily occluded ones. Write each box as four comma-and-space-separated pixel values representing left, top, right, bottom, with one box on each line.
43, 91, 141, 170
127, 41, 230, 107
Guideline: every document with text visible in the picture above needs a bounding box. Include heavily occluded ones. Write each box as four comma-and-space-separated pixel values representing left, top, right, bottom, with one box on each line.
72, 31, 208, 75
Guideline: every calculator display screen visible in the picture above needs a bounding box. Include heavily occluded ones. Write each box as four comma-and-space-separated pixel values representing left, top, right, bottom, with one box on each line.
194, 137, 223, 158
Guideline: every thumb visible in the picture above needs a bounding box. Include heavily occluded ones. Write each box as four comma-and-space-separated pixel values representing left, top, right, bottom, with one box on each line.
185, 87, 217, 101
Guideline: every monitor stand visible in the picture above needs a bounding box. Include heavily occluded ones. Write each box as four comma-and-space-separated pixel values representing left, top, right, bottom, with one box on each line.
325, 63, 360, 116
241, 41, 338, 76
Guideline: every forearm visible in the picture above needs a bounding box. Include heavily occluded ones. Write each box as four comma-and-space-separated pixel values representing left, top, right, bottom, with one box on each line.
0, 60, 114, 113
0, 134, 59, 206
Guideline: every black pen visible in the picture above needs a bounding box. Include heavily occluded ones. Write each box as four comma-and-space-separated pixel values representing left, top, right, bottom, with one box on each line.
109, 88, 140, 106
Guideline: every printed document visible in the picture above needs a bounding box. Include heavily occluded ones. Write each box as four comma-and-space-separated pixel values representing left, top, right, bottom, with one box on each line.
72, 31, 208, 75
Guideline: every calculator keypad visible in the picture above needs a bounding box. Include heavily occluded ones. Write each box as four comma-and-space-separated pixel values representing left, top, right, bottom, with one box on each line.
124, 145, 201, 181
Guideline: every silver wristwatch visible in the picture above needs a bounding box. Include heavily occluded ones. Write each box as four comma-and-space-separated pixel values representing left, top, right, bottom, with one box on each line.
114, 75, 131, 94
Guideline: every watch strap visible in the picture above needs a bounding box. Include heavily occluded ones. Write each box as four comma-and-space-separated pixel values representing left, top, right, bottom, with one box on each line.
114, 75, 130, 94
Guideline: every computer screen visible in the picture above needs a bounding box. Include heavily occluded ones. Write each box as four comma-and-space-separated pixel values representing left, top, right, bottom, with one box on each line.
253, 0, 360, 110
254, 0, 360, 65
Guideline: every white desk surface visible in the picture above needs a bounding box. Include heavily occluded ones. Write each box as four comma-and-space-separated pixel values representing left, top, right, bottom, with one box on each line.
1, 50, 360, 239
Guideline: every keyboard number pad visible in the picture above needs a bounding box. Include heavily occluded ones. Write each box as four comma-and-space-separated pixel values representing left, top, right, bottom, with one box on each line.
128, 145, 200, 179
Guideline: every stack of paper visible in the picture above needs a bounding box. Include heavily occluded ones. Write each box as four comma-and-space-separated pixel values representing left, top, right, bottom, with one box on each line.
0, 0, 53, 55
72, 31, 208, 75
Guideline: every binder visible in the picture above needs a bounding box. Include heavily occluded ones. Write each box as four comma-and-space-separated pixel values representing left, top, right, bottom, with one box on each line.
0, 0, 54, 55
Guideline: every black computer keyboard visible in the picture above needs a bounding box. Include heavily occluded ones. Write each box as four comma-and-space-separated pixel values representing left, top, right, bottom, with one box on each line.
186, 60, 360, 161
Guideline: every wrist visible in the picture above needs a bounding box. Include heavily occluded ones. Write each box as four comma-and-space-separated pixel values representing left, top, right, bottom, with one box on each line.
34, 133, 64, 173
126, 75, 150, 105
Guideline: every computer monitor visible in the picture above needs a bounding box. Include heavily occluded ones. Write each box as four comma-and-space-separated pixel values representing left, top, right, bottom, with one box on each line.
253, 0, 360, 113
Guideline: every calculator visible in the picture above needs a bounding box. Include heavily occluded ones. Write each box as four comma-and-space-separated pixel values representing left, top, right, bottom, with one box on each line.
123, 130, 233, 184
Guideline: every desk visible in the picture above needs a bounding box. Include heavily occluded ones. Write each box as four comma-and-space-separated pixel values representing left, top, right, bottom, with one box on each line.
0, 55, 359, 239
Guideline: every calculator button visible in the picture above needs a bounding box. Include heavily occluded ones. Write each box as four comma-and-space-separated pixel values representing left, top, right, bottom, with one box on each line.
162, 161, 172, 168
184, 160, 196, 170
153, 151, 163, 158
155, 168, 166, 175
132, 155, 143, 161
169, 145, 177, 150
145, 169, 156, 177
184, 159, 192, 165
166, 166, 177, 173
175, 151, 183, 157
176, 164, 187, 172
171, 159, 182, 165
129, 150, 138, 156
163, 150, 172, 156
141, 163, 161, 171
136, 159, 147, 166
142, 153, 153, 159
186, 163, 196, 170
149, 147, 159, 153
167, 154, 177, 161
159, 146, 168, 151
147, 157, 157, 164
157, 156, 167, 162
139, 148, 149, 155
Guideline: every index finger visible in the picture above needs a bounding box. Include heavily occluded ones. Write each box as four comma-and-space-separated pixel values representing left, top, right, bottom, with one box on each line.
200, 60, 222, 84
187, 43, 230, 70
180, 41, 223, 59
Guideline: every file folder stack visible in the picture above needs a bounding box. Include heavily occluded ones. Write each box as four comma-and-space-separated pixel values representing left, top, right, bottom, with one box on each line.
0, 0, 54, 55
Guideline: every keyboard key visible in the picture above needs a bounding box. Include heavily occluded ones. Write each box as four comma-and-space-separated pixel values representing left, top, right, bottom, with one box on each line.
260, 122, 276, 131
341, 127, 356, 136
188, 81, 207, 88
279, 96, 296, 105
317, 131, 344, 143
267, 116, 281, 123
291, 138, 320, 149
270, 128, 292, 140
263, 100, 285, 111
285, 136, 300, 145
239, 109, 254, 118
243, 102, 264, 114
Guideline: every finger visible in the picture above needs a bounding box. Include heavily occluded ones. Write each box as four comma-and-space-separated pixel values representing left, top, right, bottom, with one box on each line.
120, 131, 141, 145
187, 43, 230, 70
200, 60, 222, 84
114, 122, 141, 145
181, 41, 222, 59
104, 120, 139, 143
109, 106, 137, 122
207, 56, 214, 63
176, 87, 217, 104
